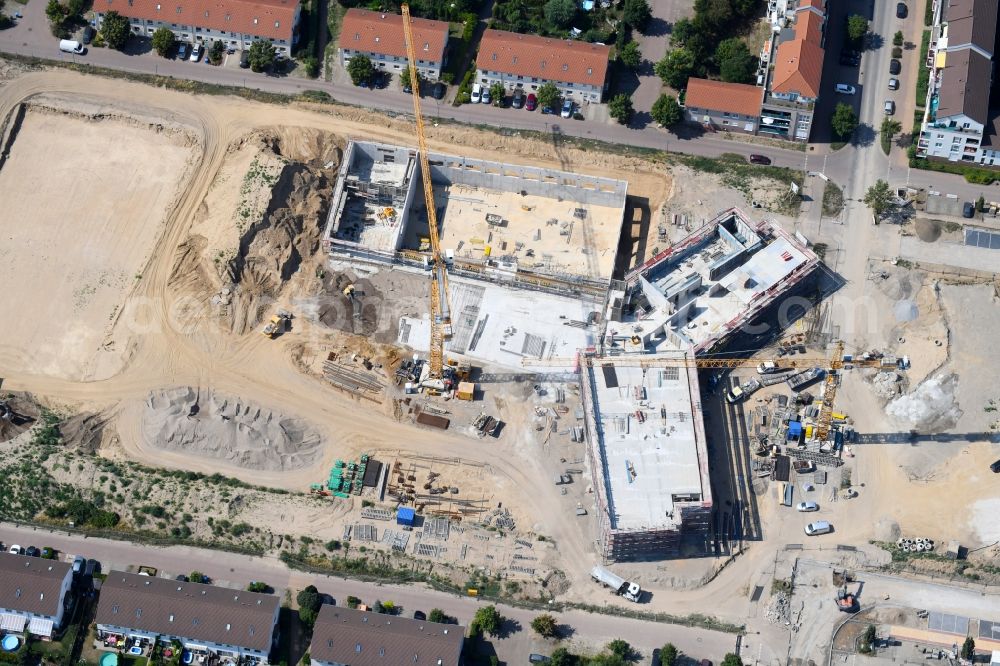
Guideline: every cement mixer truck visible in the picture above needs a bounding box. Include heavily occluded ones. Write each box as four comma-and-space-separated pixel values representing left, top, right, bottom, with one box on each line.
590, 565, 642, 602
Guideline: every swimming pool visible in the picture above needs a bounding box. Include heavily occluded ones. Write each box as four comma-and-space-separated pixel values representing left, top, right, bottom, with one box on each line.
1, 635, 20, 652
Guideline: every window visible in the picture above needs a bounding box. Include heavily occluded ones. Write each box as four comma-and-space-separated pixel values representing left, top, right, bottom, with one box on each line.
274, 20, 279, 27
587, 67, 592, 75
562, 63, 568, 71
963, 122, 970, 129
175, 5, 181, 12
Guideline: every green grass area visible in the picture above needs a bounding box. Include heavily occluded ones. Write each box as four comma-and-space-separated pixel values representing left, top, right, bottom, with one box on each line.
924, 0, 933, 26
915, 30, 931, 108
880, 132, 892, 155
323, 0, 345, 78
830, 141, 847, 151
910, 157, 1000, 184
822, 181, 844, 217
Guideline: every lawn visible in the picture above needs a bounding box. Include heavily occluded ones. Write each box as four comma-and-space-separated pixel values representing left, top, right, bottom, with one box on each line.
915, 30, 930, 108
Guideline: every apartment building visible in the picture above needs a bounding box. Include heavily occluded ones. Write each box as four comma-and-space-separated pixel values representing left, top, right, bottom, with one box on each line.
95, 572, 280, 663
760, 0, 827, 141
309, 605, 464, 666
94, 0, 300, 55
475, 29, 610, 103
683, 78, 764, 134
916, 0, 999, 165
0, 553, 74, 639
338, 9, 449, 80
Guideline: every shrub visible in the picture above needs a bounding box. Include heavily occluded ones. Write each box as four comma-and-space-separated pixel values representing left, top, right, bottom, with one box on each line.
151, 27, 175, 57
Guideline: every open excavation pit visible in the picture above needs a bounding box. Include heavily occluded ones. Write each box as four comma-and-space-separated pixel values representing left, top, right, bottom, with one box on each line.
0, 95, 197, 380
141, 388, 324, 471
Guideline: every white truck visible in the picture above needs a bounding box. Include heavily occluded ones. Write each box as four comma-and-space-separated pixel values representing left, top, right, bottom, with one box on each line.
590, 565, 642, 602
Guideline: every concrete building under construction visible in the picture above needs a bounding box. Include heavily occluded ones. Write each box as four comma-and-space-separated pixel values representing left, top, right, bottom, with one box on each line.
606, 208, 819, 356
579, 354, 712, 561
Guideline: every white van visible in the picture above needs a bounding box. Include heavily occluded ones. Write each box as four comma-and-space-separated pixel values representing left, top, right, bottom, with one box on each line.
470, 83, 482, 103
805, 521, 833, 536
59, 39, 86, 54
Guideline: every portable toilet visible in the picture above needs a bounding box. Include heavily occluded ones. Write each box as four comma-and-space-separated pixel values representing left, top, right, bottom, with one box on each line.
456, 382, 476, 401
787, 421, 803, 440
397, 507, 416, 527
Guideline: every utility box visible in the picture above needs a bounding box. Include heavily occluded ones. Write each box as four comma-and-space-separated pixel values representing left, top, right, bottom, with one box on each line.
456, 382, 476, 401
396, 507, 416, 527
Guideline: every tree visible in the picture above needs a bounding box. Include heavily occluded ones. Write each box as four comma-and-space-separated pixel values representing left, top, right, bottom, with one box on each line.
101, 10, 130, 50
536, 82, 561, 111
863, 179, 894, 220
549, 648, 576, 666
428, 608, 447, 623
345, 596, 361, 609
881, 116, 902, 142
655, 48, 696, 89
721, 654, 743, 666
489, 81, 506, 106
661, 643, 679, 666
846, 14, 868, 44
209, 39, 224, 65
544, 0, 577, 29
151, 27, 175, 56
961, 636, 976, 660
622, 0, 651, 31
651, 94, 683, 127
620, 40, 642, 68
831, 102, 858, 139
608, 93, 633, 124
45, 0, 66, 25
893, 30, 904, 46
246, 581, 271, 593
296, 586, 320, 612
472, 605, 503, 637
859, 625, 877, 653
346, 53, 373, 84
189, 571, 206, 583
716, 37, 756, 83
301, 55, 319, 77
531, 614, 558, 638
399, 67, 413, 90
247, 40, 275, 72
606, 639, 634, 661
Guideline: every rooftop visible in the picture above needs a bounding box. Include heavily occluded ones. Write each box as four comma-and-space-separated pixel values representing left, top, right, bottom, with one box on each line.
936, 48, 993, 124
684, 78, 763, 117
95, 572, 280, 652
584, 357, 709, 532
477, 29, 610, 87
0, 553, 71, 618
98, 0, 299, 40
309, 605, 464, 666
340, 9, 450, 62
770, 2, 826, 99
942, 0, 998, 55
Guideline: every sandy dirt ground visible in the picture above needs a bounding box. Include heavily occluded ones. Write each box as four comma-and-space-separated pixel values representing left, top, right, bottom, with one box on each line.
0, 99, 197, 381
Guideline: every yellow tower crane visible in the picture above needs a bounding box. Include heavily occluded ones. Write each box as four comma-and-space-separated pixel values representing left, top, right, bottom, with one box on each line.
401, 4, 451, 382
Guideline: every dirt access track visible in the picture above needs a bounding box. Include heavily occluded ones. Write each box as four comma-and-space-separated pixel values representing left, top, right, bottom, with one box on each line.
0, 66, 671, 602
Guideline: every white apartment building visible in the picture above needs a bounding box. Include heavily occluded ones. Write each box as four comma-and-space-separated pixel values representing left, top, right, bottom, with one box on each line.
338, 9, 449, 80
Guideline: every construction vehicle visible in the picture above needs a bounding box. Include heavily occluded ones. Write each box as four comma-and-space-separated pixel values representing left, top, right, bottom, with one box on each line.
401, 4, 452, 392
727, 378, 762, 404
590, 565, 642, 602
261, 310, 292, 338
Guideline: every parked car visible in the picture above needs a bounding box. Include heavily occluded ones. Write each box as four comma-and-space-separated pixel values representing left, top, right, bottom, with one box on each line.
8, 544, 21, 555
481, 87, 492, 105
239, 50, 249, 68
896, 2, 907, 17
529, 655, 550, 664
888, 77, 899, 90
884, 100, 895, 115
991, 459, 1000, 473
72, 556, 85, 574
889, 59, 901, 75
835, 83, 856, 94
25, 546, 40, 557
525, 93, 537, 111
82, 26, 96, 44
432, 82, 446, 100
560, 99, 573, 118
470, 83, 482, 103
796, 501, 819, 512
749, 153, 772, 165
177, 43, 189, 60
541, 104, 555, 114
175, 574, 189, 582
413, 610, 426, 621
839, 50, 860, 67
512, 89, 525, 109
805, 521, 833, 536
83, 559, 100, 578
963, 201, 975, 218
189, 43, 202, 62
373, 72, 388, 89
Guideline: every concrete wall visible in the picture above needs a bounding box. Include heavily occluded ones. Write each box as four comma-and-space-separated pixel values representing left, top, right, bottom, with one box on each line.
426, 153, 627, 208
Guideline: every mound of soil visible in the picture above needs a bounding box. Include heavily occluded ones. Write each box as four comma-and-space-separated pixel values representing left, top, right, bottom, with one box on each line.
141, 387, 323, 471
0, 392, 41, 442
914, 219, 942, 242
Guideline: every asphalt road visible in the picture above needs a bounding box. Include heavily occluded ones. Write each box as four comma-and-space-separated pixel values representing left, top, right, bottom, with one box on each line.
0, 523, 739, 664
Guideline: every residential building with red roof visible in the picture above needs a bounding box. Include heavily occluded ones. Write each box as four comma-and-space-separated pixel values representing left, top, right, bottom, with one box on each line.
338, 9, 450, 80
760, 0, 828, 141
683, 78, 764, 135
475, 29, 611, 103
94, 0, 301, 55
